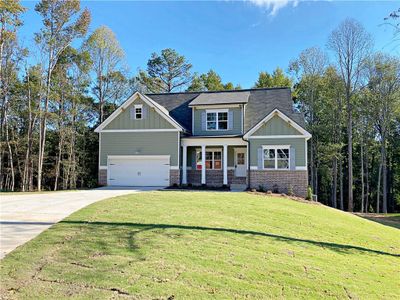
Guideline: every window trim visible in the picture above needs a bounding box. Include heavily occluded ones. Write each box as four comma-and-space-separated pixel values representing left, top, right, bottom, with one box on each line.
196, 148, 222, 170
262, 145, 290, 170
205, 109, 229, 131
134, 104, 143, 120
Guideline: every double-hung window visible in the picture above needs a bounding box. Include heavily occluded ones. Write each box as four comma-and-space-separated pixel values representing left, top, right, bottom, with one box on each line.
196, 150, 222, 170
263, 146, 290, 170
206, 110, 228, 130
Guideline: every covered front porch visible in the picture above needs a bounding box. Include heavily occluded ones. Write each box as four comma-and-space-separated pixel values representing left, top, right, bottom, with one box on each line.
181, 137, 248, 187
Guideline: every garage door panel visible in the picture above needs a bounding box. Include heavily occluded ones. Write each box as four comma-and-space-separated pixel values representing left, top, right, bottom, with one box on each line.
108, 156, 170, 186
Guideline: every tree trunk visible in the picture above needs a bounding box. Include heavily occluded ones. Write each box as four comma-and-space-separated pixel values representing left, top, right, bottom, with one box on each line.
360, 138, 364, 213
339, 157, 344, 210
332, 156, 338, 208
347, 100, 353, 212
382, 136, 387, 213
376, 161, 382, 213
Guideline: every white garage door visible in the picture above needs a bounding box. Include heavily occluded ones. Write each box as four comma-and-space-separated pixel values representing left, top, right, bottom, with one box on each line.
108, 156, 170, 186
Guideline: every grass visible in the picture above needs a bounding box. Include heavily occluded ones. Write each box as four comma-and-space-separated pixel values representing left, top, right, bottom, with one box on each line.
355, 213, 400, 230
1, 191, 399, 299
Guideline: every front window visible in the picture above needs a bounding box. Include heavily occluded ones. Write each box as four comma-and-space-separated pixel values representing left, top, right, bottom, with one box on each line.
263, 147, 290, 170
196, 150, 222, 170
206, 111, 228, 130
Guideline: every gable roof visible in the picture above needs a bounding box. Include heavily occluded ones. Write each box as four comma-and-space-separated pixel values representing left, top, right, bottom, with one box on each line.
243, 109, 311, 139
147, 87, 306, 134
189, 91, 250, 106
94, 92, 184, 133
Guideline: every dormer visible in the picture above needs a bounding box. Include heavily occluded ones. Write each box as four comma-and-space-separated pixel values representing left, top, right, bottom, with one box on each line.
189, 91, 249, 136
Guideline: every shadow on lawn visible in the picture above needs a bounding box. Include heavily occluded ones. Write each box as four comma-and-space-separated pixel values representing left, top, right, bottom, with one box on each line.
60, 220, 399, 257
354, 213, 400, 230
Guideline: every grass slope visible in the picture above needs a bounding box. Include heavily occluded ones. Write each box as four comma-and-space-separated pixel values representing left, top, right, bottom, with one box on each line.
1, 191, 399, 299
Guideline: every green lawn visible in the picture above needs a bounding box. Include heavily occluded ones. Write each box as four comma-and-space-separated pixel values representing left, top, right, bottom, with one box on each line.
1, 191, 399, 299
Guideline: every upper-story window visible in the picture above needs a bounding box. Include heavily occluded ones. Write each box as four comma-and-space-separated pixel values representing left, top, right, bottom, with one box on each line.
134, 105, 142, 120
206, 110, 228, 130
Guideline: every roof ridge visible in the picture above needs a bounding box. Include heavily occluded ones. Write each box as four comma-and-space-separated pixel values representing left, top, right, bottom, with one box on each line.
146, 87, 290, 96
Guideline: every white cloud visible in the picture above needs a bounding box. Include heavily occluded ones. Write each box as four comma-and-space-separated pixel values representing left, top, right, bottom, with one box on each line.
247, 0, 299, 16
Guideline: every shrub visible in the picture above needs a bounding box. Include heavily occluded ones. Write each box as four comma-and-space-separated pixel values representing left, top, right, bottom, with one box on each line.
306, 186, 313, 200
258, 185, 265, 192
272, 184, 279, 193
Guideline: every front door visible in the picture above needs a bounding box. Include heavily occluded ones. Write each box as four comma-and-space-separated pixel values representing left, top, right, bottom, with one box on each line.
234, 148, 246, 177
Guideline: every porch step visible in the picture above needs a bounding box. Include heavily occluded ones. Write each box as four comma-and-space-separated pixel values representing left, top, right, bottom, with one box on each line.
230, 184, 247, 192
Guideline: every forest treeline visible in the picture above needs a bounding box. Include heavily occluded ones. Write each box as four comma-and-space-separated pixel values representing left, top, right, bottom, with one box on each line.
1, 1, 399, 213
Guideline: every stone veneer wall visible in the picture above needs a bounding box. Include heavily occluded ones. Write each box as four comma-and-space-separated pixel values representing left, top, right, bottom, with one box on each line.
187, 170, 246, 186
98, 169, 107, 186
249, 170, 308, 197
170, 169, 180, 186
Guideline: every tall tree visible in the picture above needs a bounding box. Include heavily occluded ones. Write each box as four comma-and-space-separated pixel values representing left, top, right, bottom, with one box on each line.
83, 26, 126, 123
0, 0, 25, 191
254, 67, 292, 88
187, 69, 240, 91
34, 0, 90, 191
327, 18, 372, 212
366, 53, 400, 213
138, 48, 192, 93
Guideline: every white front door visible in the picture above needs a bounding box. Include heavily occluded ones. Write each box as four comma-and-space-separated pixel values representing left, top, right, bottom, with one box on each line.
234, 148, 246, 177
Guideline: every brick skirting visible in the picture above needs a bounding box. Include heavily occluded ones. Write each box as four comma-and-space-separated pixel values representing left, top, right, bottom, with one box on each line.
249, 170, 308, 197
187, 169, 246, 186
170, 169, 180, 186
98, 169, 107, 186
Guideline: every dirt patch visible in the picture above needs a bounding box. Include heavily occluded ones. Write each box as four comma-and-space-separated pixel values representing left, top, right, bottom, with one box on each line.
247, 191, 321, 205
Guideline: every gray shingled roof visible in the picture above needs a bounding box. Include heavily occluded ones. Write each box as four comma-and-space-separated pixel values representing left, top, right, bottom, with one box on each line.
146, 88, 305, 134
189, 91, 250, 106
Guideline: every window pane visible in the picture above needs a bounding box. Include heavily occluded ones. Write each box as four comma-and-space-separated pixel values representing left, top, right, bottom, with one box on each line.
264, 149, 275, 159
214, 151, 222, 160
206, 152, 213, 160
207, 113, 216, 121
237, 153, 244, 164
218, 112, 228, 121
277, 149, 289, 159
277, 159, 289, 169
264, 160, 275, 169
214, 160, 221, 169
205, 160, 212, 169
207, 121, 216, 130
218, 121, 228, 130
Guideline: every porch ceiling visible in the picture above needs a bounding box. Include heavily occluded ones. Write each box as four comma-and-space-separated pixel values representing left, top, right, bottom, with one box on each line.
181, 136, 247, 146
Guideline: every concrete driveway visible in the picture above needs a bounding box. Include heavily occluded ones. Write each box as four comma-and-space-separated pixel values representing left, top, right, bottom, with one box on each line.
0, 187, 156, 259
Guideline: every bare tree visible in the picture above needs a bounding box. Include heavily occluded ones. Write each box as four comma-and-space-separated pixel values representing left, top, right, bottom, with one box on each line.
327, 18, 372, 212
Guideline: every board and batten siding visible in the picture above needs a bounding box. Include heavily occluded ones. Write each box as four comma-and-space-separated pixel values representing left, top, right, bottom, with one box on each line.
193, 107, 242, 136
252, 115, 302, 136
104, 99, 175, 130
249, 138, 306, 167
100, 132, 179, 166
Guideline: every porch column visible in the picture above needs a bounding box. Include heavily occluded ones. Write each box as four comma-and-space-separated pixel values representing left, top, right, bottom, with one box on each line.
182, 145, 187, 185
201, 145, 206, 185
223, 144, 228, 186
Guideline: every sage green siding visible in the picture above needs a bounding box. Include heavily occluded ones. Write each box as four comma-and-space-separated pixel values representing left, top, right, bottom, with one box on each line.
104, 98, 174, 130
253, 115, 301, 136
100, 132, 179, 166
193, 107, 242, 136
249, 138, 306, 167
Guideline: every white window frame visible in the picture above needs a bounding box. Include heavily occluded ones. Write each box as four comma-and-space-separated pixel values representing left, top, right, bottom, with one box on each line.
262, 145, 290, 170
206, 109, 229, 131
134, 104, 143, 120
196, 148, 222, 170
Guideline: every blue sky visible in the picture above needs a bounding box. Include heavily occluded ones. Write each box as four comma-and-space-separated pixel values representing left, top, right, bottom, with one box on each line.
20, 1, 397, 88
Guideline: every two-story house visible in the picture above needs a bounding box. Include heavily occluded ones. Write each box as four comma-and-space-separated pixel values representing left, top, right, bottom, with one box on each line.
95, 88, 311, 196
